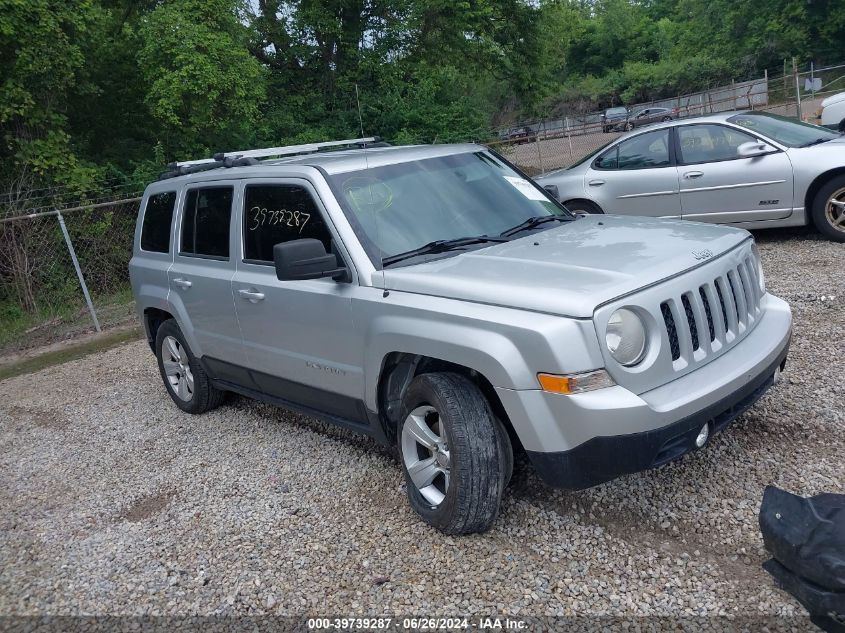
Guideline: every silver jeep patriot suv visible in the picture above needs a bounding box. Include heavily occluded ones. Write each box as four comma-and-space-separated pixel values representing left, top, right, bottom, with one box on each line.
130, 137, 792, 534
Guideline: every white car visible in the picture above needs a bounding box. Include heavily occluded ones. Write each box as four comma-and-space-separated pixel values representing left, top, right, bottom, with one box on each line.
820, 91, 845, 132
537, 111, 845, 242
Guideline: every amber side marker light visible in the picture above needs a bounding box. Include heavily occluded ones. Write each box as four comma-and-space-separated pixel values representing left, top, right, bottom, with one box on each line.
537, 369, 615, 395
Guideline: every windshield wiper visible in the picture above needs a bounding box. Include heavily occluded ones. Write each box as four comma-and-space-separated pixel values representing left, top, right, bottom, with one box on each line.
800, 137, 834, 148
499, 214, 569, 238
381, 235, 509, 267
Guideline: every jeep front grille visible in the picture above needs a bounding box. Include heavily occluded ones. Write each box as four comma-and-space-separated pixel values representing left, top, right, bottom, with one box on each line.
660, 256, 762, 366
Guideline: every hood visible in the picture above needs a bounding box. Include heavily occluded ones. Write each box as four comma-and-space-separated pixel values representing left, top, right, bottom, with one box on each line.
821, 91, 845, 108
382, 215, 750, 318
788, 136, 845, 160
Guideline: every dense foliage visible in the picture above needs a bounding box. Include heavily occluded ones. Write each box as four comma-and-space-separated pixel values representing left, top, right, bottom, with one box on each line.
1, 0, 843, 193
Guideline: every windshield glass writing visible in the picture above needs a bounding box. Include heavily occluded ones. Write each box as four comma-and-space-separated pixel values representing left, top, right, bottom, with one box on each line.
328, 151, 566, 266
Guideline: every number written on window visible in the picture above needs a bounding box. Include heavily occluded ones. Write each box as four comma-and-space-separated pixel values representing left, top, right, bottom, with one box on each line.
247, 206, 310, 233
243, 184, 333, 263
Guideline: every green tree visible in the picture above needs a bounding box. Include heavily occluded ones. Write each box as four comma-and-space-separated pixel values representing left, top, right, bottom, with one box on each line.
0, 0, 98, 187
137, 0, 267, 159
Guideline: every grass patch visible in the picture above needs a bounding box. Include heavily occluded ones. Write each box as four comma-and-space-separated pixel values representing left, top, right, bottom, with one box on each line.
0, 326, 144, 382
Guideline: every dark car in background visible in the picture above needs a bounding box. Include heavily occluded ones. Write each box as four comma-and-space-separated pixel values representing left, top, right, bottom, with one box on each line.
504, 125, 537, 144
613, 107, 679, 131
601, 107, 629, 133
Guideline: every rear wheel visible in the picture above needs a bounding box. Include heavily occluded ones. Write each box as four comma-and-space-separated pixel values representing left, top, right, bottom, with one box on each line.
398, 373, 510, 535
661, 116, 672, 122
155, 319, 225, 414
810, 175, 845, 242
564, 199, 603, 216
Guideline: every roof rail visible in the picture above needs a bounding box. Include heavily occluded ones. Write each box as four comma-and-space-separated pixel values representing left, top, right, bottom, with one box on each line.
171, 137, 381, 168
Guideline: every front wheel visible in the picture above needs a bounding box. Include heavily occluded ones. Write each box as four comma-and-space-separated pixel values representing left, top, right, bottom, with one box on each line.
398, 373, 510, 535
810, 175, 845, 242
625, 122, 634, 131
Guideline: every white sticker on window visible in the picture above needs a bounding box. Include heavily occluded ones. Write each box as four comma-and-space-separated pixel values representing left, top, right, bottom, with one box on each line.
504, 176, 547, 201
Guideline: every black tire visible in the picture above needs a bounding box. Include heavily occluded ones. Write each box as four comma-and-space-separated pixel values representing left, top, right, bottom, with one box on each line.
564, 199, 603, 216
155, 319, 225, 414
397, 373, 509, 535
809, 174, 845, 242
661, 116, 672, 122
625, 122, 634, 131
495, 416, 514, 489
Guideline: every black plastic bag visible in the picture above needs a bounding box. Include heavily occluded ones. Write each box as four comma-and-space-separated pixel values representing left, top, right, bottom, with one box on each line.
760, 485, 845, 591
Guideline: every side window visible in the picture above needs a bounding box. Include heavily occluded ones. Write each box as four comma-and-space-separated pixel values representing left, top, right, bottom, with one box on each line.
678, 124, 757, 164
140, 191, 176, 253
243, 184, 333, 263
180, 187, 233, 259
595, 147, 619, 169
597, 129, 671, 170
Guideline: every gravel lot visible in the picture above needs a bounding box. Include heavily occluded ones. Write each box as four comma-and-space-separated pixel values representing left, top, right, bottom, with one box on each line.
0, 227, 842, 620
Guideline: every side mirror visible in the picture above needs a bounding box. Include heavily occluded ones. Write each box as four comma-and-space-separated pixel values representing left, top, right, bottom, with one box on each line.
543, 184, 560, 200
737, 141, 777, 158
273, 239, 348, 282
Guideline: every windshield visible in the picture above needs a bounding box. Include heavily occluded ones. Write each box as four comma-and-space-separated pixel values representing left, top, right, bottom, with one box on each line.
606, 107, 627, 116
727, 112, 839, 147
328, 151, 569, 267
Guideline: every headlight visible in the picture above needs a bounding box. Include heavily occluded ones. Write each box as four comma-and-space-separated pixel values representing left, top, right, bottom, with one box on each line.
606, 308, 647, 366
751, 243, 766, 294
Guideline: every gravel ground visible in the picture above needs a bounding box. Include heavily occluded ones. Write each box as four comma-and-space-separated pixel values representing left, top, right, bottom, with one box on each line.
0, 227, 842, 620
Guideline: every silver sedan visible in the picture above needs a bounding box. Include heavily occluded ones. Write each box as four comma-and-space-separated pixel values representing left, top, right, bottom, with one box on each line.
536, 111, 845, 241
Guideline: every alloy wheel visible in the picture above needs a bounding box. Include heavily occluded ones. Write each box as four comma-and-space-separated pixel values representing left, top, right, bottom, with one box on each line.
162, 335, 194, 401
825, 187, 845, 233
401, 405, 451, 507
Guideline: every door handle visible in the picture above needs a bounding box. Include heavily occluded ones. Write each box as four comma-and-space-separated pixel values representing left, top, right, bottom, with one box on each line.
683, 171, 704, 179
238, 288, 265, 302
173, 278, 192, 289
588, 179, 605, 186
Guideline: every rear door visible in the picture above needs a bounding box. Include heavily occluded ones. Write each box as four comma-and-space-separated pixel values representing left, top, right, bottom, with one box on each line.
584, 128, 681, 217
675, 123, 794, 223
168, 182, 246, 370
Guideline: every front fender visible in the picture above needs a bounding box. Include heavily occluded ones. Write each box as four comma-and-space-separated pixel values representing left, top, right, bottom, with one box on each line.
356, 291, 605, 412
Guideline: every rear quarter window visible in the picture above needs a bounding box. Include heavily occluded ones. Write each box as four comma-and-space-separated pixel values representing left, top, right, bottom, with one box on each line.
140, 191, 177, 253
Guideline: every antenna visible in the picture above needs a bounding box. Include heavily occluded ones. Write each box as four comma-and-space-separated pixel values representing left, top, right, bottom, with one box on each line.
355, 84, 385, 283
355, 84, 366, 138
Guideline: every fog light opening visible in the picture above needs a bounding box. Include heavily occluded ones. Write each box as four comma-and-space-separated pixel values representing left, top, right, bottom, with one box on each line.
695, 423, 710, 449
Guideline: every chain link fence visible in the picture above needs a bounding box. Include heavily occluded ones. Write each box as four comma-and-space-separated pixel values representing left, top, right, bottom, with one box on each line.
490, 62, 842, 176
0, 197, 141, 357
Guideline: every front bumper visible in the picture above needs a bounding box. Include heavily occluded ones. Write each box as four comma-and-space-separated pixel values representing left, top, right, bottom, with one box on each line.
496, 294, 792, 489
527, 339, 787, 489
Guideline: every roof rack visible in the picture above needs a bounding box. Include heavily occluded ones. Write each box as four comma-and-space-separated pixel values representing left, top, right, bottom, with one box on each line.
157, 136, 388, 181
170, 137, 381, 169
